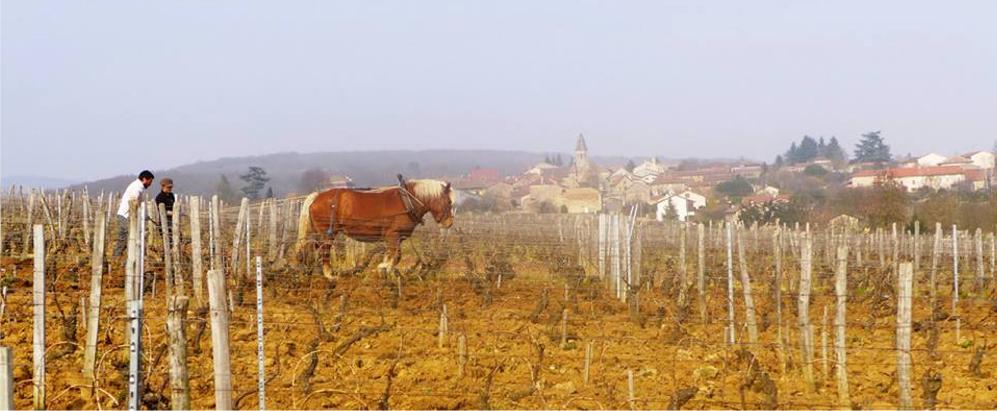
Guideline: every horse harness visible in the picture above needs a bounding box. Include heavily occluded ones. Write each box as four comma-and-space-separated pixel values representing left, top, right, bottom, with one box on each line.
324, 183, 425, 236
396, 183, 426, 224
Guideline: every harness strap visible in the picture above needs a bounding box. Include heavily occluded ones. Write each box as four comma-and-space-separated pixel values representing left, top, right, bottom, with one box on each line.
397, 188, 424, 224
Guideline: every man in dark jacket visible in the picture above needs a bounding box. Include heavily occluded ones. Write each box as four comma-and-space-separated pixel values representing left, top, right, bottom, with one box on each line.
155, 178, 176, 233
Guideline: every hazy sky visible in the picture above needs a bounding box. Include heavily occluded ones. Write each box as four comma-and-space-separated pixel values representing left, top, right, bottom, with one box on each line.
2, 1, 995, 180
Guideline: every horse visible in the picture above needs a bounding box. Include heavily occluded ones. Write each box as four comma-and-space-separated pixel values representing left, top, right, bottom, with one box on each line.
295, 178, 455, 278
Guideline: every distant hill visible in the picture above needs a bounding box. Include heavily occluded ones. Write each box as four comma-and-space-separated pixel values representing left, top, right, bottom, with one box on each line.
66, 150, 649, 197
2, 175, 80, 190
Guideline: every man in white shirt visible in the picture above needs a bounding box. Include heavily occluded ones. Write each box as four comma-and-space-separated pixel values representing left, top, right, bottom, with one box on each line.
113, 170, 155, 257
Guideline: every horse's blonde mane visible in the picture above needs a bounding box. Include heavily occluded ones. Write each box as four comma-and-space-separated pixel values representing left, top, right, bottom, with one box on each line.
411, 179, 453, 202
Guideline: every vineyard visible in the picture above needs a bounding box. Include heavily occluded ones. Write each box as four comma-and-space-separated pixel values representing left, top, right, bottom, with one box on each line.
1, 188, 996, 409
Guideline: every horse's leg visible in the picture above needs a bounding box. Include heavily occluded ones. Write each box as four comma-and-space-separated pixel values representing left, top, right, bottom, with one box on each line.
390, 238, 404, 273
320, 239, 334, 280
377, 233, 401, 274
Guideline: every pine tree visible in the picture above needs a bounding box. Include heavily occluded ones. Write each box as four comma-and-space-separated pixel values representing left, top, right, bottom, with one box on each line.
625, 159, 636, 172
797, 136, 819, 163
786, 142, 799, 164
239, 166, 270, 200
825, 137, 847, 167
854, 131, 891, 163
774, 155, 785, 169
818, 136, 827, 156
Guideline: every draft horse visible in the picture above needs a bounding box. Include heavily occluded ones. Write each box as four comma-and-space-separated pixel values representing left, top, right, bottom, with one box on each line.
295, 176, 455, 278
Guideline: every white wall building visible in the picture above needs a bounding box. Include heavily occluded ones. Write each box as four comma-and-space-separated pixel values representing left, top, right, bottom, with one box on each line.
654, 190, 706, 222
968, 151, 995, 170
917, 153, 947, 167
850, 166, 986, 191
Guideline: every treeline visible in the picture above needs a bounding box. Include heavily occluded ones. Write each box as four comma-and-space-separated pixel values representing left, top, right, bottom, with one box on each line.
775, 135, 847, 168
738, 182, 997, 232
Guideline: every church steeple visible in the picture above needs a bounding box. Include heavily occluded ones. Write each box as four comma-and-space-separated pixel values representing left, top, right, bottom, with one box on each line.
575, 133, 588, 165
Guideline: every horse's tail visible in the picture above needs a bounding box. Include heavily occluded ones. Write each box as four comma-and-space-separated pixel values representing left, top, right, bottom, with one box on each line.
294, 191, 320, 263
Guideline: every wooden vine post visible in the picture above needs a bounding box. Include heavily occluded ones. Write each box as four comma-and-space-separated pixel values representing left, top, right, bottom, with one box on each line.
167, 295, 191, 410
834, 245, 850, 407
207, 269, 233, 410
735, 229, 758, 345
32, 225, 45, 410
0, 346, 13, 410
725, 222, 736, 344
798, 233, 816, 392
190, 196, 204, 305
896, 262, 914, 410
255, 256, 267, 409
697, 223, 706, 324
82, 214, 106, 383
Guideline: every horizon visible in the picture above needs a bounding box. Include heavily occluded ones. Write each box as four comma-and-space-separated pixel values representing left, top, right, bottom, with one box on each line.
3, 1, 996, 182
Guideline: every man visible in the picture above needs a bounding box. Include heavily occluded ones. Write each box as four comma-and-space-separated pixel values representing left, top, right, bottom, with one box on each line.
155, 178, 176, 230
113, 170, 155, 257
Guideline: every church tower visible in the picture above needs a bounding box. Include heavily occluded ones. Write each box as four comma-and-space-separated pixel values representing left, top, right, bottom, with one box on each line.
574, 133, 589, 172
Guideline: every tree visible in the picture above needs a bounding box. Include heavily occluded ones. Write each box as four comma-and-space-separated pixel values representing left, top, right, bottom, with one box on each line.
854, 131, 891, 164
803, 164, 828, 177
625, 159, 636, 172
861, 181, 909, 227
824, 137, 847, 167
554, 154, 563, 167
786, 142, 799, 164
662, 199, 678, 221
265, 187, 274, 198
796, 136, 820, 163
774, 155, 785, 169
715, 176, 754, 199
298, 168, 330, 193
239, 166, 270, 200
215, 174, 238, 204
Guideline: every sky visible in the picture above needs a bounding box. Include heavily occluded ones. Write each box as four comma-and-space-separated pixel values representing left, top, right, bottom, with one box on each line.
2, 1, 996, 181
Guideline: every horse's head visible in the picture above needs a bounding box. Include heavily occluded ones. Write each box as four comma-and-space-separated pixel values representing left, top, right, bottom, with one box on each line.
411, 179, 456, 228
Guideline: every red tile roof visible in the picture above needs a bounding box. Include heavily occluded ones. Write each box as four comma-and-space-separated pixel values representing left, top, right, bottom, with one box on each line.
741, 194, 791, 205
852, 166, 970, 178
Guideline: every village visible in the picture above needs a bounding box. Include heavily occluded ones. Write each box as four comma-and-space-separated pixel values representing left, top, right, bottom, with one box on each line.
433, 135, 997, 224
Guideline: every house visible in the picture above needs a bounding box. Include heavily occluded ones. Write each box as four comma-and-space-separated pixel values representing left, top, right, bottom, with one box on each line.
455, 168, 504, 195
741, 193, 791, 206
850, 166, 984, 191
917, 153, 947, 167
940, 155, 974, 168
966, 151, 995, 170
678, 190, 707, 209
453, 189, 482, 207
730, 164, 764, 179
653, 190, 707, 222
325, 175, 355, 188
520, 184, 564, 212
632, 158, 667, 183
563, 188, 602, 213
650, 175, 688, 196
484, 182, 513, 199
757, 186, 780, 196
525, 161, 558, 175
623, 180, 652, 205
654, 194, 693, 222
